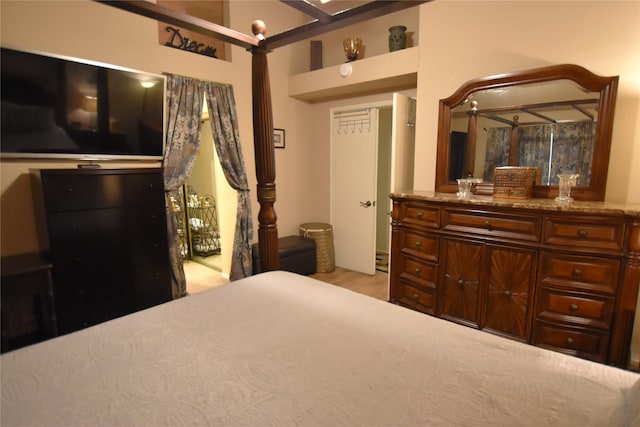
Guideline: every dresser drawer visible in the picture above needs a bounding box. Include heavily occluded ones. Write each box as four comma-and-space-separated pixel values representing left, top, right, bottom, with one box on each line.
398, 256, 437, 290
394, 201, 440, 229
394, 282, 436, 315
539, 252, 620, 294
535, 287, 614, 330
123, 172, 165, 206
130, 235, 170, 266
48, 209, 127, 245
532, 320, 609, 363
543, 216, 625, 251
132, 263, 173, 308
442, 208, 541, 242
52, 242, 127, 275
41, 173, 125, 211
126, 206, 167, 235
397, 230, 439, 262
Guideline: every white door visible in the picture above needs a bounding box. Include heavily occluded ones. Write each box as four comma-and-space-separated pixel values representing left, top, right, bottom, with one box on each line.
391, 93, 415, 193
330, 107, 379, 274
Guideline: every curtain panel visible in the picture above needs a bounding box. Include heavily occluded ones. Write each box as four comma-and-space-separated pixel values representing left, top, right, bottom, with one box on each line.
162, 74, 253, 297
203, 83, 253, 281
163, 75, 205, 298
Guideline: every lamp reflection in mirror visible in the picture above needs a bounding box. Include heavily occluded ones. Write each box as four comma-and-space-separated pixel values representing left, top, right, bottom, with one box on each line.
82, 96, 97, 130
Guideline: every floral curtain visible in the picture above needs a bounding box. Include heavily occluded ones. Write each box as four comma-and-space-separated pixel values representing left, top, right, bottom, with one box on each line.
518, 124, 552, 183
547, 122, 595, 186
203, 83, 253, 280
163, 74, 204, 298
482, 127, 511, 182
483, 122, 595, 186
162, 74, 253, 296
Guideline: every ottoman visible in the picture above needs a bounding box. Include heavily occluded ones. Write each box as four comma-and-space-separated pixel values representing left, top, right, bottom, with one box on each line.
252, 235, 317, 275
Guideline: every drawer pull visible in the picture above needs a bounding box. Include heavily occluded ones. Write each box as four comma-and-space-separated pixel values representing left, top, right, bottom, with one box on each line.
573, 268, 582, 276
415, 241, 422, 247
503, 290, 512, 297
457, 279, 464, 286
484, 221, 493, 230
578, 229, 588, 237
569, 304, 579, 312
67, 188, 73, 192
413, 293, 420, 300
566, 337, 575, 346
416, 211, 423, 218
414, 268, 421, 276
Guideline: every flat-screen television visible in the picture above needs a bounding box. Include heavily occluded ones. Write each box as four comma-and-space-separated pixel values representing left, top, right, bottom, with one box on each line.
1, 47, 165, 161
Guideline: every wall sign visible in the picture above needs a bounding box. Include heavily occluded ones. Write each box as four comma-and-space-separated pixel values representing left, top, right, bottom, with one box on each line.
156, 0, 226, 61
164, 26, 217, 58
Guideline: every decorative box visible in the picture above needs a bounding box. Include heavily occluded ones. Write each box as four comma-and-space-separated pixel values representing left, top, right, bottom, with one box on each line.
493, 166, 541, 199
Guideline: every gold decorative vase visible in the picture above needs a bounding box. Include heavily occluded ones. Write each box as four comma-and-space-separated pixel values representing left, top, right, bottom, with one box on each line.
343, 37, 362, 62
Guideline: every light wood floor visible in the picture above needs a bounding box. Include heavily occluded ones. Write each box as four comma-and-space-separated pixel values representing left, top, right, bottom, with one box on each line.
310, 268, 389, 301
184, 262, 389, 302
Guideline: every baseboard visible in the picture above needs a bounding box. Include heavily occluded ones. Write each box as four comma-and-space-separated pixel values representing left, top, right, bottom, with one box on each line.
221, 272, 230, 280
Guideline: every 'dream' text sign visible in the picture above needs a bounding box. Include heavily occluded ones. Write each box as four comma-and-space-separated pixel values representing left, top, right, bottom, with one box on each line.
156, 0, 226, 61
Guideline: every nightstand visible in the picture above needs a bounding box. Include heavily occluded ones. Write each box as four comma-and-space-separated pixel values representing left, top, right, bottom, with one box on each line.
1, 253, 58, 353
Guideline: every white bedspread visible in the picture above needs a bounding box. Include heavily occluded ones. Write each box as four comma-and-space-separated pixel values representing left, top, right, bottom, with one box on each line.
1, 271, 638, 426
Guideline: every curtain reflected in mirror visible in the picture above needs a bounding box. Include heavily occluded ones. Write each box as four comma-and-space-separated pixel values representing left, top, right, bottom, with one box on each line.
480, 121, 595, 185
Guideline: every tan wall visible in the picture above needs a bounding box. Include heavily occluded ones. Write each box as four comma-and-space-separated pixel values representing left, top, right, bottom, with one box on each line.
414, 0, 640, 366
1, 0, 639, 364
0, 0, 318, 262
415, 1, 640, 204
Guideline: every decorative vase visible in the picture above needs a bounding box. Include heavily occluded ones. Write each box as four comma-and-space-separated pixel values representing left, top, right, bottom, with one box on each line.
388, 25, 407, 52
343, 37, 362, 61
555, 173, 580, 202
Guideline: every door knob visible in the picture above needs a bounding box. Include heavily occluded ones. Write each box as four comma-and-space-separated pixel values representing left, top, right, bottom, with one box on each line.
360, 200, 374, 207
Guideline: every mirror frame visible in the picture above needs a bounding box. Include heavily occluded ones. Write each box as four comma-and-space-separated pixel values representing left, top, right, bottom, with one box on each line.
435, 64, 619, 201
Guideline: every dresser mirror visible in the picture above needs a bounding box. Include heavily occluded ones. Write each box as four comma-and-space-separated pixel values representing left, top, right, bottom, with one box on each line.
435, 64, 619, 201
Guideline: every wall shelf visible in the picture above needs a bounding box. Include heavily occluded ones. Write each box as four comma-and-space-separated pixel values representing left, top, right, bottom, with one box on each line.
288, 47, 419, 103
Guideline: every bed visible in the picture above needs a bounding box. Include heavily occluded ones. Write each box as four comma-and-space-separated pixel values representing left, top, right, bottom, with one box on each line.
95, 0, 433, 272
2, 271, 638, 426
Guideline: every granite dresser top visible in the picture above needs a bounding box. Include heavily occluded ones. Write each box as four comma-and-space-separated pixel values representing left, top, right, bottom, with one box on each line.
390, 191, 640, 217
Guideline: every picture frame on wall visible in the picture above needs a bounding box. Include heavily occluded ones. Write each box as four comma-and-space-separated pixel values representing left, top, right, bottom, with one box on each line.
274, 128, 285, 149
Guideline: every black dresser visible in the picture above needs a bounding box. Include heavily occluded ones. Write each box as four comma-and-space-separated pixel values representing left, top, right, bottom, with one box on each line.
31, 168, 173, 335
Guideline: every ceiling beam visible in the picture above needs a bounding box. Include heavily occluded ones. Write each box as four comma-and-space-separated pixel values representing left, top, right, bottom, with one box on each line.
279, 0, 334, 23
265, 1, 432, 50
94, 0, 260, 50
94, 0, 430, 52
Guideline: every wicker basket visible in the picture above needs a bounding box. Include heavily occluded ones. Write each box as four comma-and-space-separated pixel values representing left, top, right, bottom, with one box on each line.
299, 222, 335, 273
493, 166, 540, 199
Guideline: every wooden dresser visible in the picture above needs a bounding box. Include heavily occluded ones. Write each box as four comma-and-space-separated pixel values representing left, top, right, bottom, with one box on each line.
390, 192, 640, 368
31, 168, 173, 335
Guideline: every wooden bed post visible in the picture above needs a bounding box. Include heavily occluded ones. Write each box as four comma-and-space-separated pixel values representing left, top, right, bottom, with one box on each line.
463, 100, 478, 177
508, 115, 520, 165
251, 21, 280, 272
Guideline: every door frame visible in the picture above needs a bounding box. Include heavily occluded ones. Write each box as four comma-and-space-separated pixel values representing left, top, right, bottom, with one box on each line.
329, 100, 393, 274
